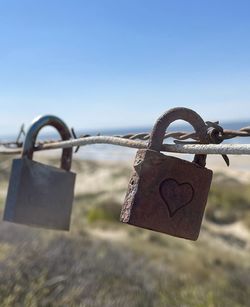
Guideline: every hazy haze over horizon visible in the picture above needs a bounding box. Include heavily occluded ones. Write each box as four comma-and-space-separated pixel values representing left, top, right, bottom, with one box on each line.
0, 0, 250, 135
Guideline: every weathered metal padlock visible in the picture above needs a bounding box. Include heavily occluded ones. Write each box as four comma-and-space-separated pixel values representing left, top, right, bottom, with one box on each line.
120, 107, 213, 240
3, 115, 76, 231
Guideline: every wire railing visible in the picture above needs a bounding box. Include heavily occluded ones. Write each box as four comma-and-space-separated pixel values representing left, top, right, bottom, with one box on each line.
1, 121, 250, 162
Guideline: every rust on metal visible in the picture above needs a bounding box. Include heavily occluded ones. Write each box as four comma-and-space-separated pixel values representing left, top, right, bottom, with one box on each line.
120, 107, 213, 241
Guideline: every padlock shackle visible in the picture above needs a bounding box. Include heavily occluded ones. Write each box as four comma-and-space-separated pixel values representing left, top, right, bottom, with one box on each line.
22, 115, 73, 171
148, 107, 209, 167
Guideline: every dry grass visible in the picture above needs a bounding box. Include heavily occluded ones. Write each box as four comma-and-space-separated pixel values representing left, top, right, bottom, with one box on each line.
0, 156, 249, 306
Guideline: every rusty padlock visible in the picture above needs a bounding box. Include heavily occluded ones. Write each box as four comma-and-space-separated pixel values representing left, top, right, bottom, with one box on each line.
3, 115, 76, 231
120, 107, 213, 240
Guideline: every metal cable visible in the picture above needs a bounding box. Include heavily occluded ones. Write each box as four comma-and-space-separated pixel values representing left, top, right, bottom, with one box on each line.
0, 121, 250, 156
1, 136, 250, 156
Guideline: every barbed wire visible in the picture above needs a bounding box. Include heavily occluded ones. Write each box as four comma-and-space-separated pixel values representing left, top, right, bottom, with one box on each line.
0, 122, 250, 159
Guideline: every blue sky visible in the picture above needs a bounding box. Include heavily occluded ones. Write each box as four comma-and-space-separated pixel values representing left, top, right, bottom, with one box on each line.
0, 0, 250, 135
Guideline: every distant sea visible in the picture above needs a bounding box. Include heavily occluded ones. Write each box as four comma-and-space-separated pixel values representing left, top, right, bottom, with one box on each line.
76, 120, 250, 161
1, 120, 250, 161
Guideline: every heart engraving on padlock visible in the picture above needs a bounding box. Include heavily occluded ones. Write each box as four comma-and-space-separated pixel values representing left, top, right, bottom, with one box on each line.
121, 107, 213, 240
159, 179, 194, 217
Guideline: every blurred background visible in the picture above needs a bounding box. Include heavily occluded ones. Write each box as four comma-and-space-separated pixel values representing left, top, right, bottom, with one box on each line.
0, 1, 250, 306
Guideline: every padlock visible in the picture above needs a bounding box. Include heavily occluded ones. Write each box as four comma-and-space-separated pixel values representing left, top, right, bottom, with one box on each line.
3, 115, 76, 231
120, 107, 213, 240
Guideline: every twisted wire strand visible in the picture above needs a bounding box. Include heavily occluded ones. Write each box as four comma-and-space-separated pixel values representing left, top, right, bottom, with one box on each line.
1, 136, 250, 156
0, 122, 250, 155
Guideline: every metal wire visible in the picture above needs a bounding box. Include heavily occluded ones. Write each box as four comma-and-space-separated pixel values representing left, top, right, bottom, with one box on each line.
1, 136, 250, 156
0, 121, 250, 156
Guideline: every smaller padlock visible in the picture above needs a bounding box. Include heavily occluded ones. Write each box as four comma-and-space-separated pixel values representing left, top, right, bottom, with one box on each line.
120, 107, 213, 240
3, 115, 76, 230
